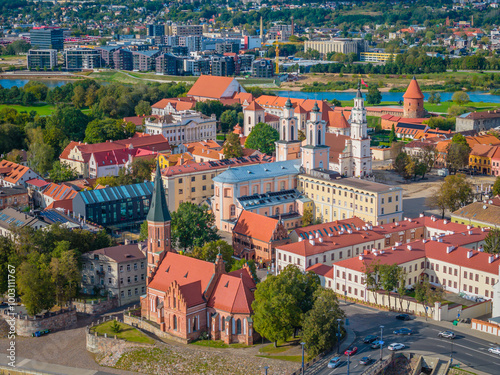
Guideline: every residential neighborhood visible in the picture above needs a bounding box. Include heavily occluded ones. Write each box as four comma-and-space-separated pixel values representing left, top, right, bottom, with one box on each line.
1, 1, 500, 375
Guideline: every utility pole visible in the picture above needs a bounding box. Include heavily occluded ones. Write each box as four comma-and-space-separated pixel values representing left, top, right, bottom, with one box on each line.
337, 318, 342, 354
380, 325, 384, 361
301, 342, 305, 375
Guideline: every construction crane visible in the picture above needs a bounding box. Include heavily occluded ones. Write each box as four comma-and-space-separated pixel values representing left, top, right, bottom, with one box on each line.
273, 33, 303, 75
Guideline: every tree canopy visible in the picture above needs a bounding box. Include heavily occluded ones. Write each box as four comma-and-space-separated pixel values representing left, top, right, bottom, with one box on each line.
245, 122, 279, 155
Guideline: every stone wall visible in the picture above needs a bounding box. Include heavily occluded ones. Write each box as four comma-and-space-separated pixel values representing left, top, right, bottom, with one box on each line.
72, 297, 118, 315
86, 326, 151, 354
124, 313, 189, 344
14, 309, 77, 337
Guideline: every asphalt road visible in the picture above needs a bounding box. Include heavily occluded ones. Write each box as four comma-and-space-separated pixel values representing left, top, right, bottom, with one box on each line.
314, 303, 500, 375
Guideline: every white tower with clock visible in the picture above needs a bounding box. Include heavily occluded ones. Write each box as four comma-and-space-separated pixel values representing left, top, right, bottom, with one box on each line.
275, 98, 302, 161
350, 84, 372, 177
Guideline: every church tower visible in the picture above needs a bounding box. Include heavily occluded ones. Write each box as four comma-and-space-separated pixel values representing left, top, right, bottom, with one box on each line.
301, 102, 329, 173
403, 76, 426, 118
350, 84, 372, 177
146, 159, 172, 275
275, 98, 301, 161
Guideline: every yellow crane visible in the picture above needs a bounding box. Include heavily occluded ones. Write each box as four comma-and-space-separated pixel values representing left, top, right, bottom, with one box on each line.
273, 35, 303, 75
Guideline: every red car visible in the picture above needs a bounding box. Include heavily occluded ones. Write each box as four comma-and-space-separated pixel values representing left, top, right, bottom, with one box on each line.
344, 347, 358, 356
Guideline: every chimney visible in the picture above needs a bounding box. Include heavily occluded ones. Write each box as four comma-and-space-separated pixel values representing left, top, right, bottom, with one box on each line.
419, 213, 424, 218
309, 234, 313, 240
467, 225, 471, 230
392, 246, 396, 250
395, 242, 402, 246
478, 245, 484, 252
481, 227, 485, 232
446, 246, 454, 253
431, 236, 437, 241
359, 255, 364, 260
309, 239, 315, 246
319, 238, 324, 243
347, 229, 352, 234
364, 249, 370, 255
467, 250, 473, 259
374, 252, 379, 256
443, 220, 448, 224
315, 232, 319, 238
438, 238, 443, 243
407, 245, 412, 251
489, 255, 495, 264
468, 230, 473, 235
298, 237, 303, 242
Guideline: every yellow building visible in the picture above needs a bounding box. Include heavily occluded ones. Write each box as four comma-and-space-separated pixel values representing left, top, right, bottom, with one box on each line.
468, 144, 497, 175
360, 52, 399, 62
297, 171, 403, 225
157, 152, 193, 169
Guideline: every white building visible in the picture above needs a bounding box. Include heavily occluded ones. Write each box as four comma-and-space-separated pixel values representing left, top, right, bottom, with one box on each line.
144, 110, 217, 146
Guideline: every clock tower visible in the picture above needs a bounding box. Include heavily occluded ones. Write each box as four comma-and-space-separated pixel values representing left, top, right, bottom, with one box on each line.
276, 98, 301, 161
350, 84, 372, 177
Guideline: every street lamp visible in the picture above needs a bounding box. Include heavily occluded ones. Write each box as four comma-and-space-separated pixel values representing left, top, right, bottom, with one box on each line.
300, 342, 306, 375
337, 318, 342, 354
347, 352, 350, 375
264, 365, 269, 375
380, 325, 384, 361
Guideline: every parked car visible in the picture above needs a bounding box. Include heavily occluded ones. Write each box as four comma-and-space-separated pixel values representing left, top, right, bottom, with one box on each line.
359, 357, 373, 365
363, 335, 379, 344
388, 343, 405, 351
438, 331, 455, 339
393, 328, 413, 335
327, 356, 342, 368
344, 347, 358, 356
488, 347, 500, 355
395, 314, 411, 321
0, 302, 8, 309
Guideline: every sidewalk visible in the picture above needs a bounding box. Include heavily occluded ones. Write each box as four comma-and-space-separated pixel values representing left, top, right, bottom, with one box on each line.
304, 325, 357, 374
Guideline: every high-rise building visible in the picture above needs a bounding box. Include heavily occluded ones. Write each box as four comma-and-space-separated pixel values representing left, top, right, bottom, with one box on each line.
30, 28, 64, 51
64, 48, 101, 70
171, 25, 203, 37
215, 42, 239, 54
147, 24, 165, 37
156, 53, 179, 75
211, 56, 235, 76
27, 49, 58, 70
350, 86, 372, 177
251, 59, 274, 78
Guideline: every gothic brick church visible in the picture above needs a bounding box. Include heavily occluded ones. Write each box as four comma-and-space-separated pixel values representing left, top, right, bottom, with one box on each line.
140, 162, 258, 344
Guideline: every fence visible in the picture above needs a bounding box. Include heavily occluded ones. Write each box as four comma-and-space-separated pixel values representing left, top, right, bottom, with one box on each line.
361, 353, 395, 375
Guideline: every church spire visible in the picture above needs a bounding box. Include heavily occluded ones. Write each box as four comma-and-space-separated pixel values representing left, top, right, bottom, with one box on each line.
147, 159, 171, 223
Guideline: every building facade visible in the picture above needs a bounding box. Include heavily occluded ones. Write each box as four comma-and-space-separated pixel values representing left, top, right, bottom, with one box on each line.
304, 39, 368, 56
0, 186, 29, 210
27, 49, 58, 70
81, 244, 147, 306
456, 110, 500, 132
64, 48, 101, 70
30, 28, 64, 51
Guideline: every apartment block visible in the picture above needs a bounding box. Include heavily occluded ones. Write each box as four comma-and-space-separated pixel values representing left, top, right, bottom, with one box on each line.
27, 49, 58, 70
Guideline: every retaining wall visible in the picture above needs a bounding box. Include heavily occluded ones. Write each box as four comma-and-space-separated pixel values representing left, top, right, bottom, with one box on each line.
72, 297, 118, 315
14, 309, 77, 337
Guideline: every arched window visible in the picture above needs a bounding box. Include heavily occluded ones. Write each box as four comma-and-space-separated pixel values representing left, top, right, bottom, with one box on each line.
290, 126, 294, 141
193, 316, 197, 332
318, 130, 321, 143
230, 205, 236, 217
236, 319, 242, 335
173, 315, 177, 330
248, 116, 251, 124
282, 126, 286, 139
289, 204, 293, 212
155, 296, 159, 311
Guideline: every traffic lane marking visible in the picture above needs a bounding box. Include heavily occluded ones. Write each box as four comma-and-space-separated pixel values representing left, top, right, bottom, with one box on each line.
428, 338, 500, 364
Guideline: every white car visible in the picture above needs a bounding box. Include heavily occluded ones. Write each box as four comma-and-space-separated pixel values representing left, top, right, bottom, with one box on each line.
327, 356, 341, 368
388, 343, 405, 351
488, 347, 500, 355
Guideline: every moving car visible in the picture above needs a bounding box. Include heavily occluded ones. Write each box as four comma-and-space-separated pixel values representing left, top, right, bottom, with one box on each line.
438, 331, 456, 339
393, 328, 413, 335
395, 314, 411, 321
371, 341, 383, 349
344, 347, 358, 356
363, 335, 379, 344
488, 347, 500, 355
359, 357, 372, 365
327, 356, 342, 368
388, 343, 405, 351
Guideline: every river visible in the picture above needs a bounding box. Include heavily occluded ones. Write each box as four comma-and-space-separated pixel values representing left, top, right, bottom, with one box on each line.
274, 90, 500, 103
0, 78, 73, 89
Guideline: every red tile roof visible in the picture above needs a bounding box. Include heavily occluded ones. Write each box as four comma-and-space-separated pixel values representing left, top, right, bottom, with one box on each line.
0, 160, 33, 184
148, 252, 215, 307
187, 75, 241, 100
403, 77, 424, 99
26, 178, 49, 188
208, 268, 255, 314
306, 263, 333, 277
295, 218, 368, 238
42, 183, 78, 201
327, 111, 350, 129
233, 211, 280, 242
151, 97, 196, 110
470, 144, 498, 158
325, 133, 349, 164
245, 101, 264, 111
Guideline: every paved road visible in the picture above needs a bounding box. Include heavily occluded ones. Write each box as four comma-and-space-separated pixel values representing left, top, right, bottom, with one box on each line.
313, 303, 500, 375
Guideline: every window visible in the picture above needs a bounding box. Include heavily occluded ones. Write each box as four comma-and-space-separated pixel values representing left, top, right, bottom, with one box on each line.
127, 276, 131, 283
230, 205, 236, 216
191, 177, 195, 182
178, 178, 183, 183
191, 187, 195, 193
141, 262, 144, 269
202, 185, 206, 191
388, 197, 392, 203
178, 189, 183, 195
120, 265, 123, 273
134, 263, 138, 270
202, 175, 207, 180
128, 289, 132, 296
127, 264, 131, 272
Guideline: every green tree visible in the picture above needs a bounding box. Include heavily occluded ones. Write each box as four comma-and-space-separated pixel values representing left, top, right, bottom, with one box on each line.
135, 100, 151, 116
50, 247, 80, 307
484, 229, 500, 254
389, 124, 396, 144
222, 132, 244, 159
298, 129, 306, 141
171, 203, 220, 251
446, 135, 471, 173
48, 161, 77, 183
85, 84, 98, 107
0, 236, 16, 295
245, 122, 279, 155
139, 220, 148, 241
452, 91, 470, 106
447, 105, 469, 117
302, 206, 314, 227
17, 253, 55, 316
366, 85, 382, 105
379, 264, 399, 309
84, 118, 129, 144
393, 152, 411, 181
363, 261, 381, 305
72, 85, 86, 109
396, 267, 408, 311
428, 173, 472, 216
493, 176, 500, 196
128, 158, 156, 183
220, 110, 238, 133
230, 258, 259, 283
27, 127, 55, 175
414, 277, 442, 320
302, 289, 345, 357
190, 240, 234, 272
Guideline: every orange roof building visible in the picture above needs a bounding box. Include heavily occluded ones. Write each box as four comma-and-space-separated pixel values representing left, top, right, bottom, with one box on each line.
186, 75, 246, 102
0, 160, 42, 188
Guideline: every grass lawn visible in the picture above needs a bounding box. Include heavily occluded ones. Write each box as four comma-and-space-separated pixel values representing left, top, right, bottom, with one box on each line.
256, 355, 304, 362
424, 101, 499, 113
127, 72, 197, 82
91, 321, 155, 344
191, 339, 251, 349
259, 343, 289, 354
0, 103, 56, 116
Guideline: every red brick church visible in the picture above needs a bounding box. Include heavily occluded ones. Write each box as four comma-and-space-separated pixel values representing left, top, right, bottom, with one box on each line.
141, 162, 258, 344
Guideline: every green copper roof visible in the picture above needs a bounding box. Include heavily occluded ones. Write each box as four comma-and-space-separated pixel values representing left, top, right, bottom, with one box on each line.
147, 160, 171, 223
